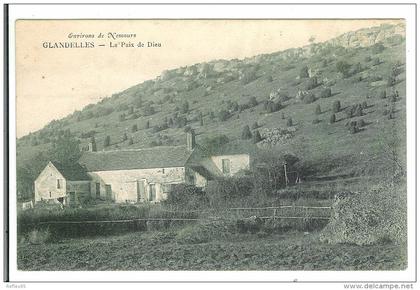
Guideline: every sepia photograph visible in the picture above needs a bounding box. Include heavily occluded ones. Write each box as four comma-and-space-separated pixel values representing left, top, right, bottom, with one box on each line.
4, 3, 417, 286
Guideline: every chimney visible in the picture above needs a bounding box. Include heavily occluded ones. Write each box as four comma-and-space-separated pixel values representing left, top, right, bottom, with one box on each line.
88, 138, 97, 152
186, 129, 196, 150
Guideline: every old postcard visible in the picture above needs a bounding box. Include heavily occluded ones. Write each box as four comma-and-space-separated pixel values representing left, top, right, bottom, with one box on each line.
5, 3, 417, 287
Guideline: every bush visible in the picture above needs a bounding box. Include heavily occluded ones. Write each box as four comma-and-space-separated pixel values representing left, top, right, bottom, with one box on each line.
305, 77, 318, 90
104, 135, 111, 147
315, 104, 321, 115
333, 100, 341, 113
356, 119, 365, 128
164, 184, 208, 209
206, 177, 254, 206
336, 60, 351, 77
320, 185, 406, 246
303, 93, 316, 104
299, 66, 309, 78
319, 87, 332, 98
379, 90, 387, 99
218, 110, 230, 122
253, 130, 262, 143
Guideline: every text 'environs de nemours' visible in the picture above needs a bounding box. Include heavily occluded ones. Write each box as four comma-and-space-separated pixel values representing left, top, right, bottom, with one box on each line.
68, 32, 137, 39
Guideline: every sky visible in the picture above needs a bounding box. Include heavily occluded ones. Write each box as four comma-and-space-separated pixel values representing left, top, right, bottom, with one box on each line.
15, 19, 402, 138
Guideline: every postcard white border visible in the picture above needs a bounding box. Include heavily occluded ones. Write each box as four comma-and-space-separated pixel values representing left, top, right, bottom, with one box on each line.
5, 2, 417, 287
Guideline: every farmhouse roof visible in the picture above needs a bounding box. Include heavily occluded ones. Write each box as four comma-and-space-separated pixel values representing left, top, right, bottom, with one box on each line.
51, 161, 91, 181
78, 145, 195, 172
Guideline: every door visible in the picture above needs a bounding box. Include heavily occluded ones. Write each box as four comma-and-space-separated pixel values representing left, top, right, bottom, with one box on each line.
149, 184, 156, 202
137, 180, 145, 202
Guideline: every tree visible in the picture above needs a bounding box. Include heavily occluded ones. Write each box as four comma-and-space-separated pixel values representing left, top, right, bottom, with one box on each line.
128, 137, 134, 145
241, 125, 252, 140
333, 100, 341, 113
181, 101, 189, 114
251, 121, 259, 129
315, 104, 321, 115
201, 135, 229, 154
330, 114, 336, 124
131, 124, 138, 132
303, 93, 316, 104
122, 132, 128, 141
49, 133, 81, 166
300, 66, 309, 78
142, 103, 155, 116
287, 117, 293, 127
248, 96, 258, 108
336, 60, 351, 77
379, 90, 387, 99
104, 135, 111, 147
199, 112, 204, 126
320, 87, 332, 98
145, 120, 150, 129
253, 130, 262, 143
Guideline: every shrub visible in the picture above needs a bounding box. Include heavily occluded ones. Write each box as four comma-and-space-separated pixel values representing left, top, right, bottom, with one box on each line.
333, 100, 341, 113
315, 104, 321, 115
362, 101, 368, 109
104, 135, 111, 147
305, 77, 318, 90
241, 68, 258, 85
206, 177, 254, 205
336, 60, 351, 77
164, 184, 208, 208
355, 105, 363, 117
128, 137, 134, 145
131, 124, 138, 132
319, 87, 332, 98
119, 113, 126, 122
356, 119, 365, 128
320, 186, 406, 246
387, 75, 396, 87
218, 110, 230, 122
201, 135, 229, 154
251, 121, 259, 129
142, 103, 155, 116
241, 125, 252, 140
287, 117, 293, 127
329, 114, 336, 124
379, 90, 387, 99
372, 42, 385, 54
373, 57, 381, 66
181, 101, 189, 114
253, 130, 262, 143
263, 100, 282, 113
349, 124, 358, 134
266, 75, 273, 82
248, 96, 259, 108
299, 65, 309, 78
345, 106, 354, 118
303, 93, 316, 104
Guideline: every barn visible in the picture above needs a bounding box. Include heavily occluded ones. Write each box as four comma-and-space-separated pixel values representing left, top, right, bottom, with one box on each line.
34, 130, 251, 205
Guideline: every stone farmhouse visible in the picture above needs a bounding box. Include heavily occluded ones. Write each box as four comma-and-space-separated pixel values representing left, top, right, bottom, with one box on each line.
34, 131, 250, 205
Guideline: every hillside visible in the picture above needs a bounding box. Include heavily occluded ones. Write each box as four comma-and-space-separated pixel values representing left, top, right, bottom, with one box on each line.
17, 23, 406, 185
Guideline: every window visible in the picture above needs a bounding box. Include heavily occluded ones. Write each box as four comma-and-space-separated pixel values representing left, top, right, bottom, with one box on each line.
222, 159, 231, 174
56, 179, 61, 189
95, 183, 100, 198
162, 184, 175, 193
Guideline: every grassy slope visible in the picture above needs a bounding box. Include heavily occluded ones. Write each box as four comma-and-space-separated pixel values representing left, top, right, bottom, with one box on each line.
17, 25, 406, 178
